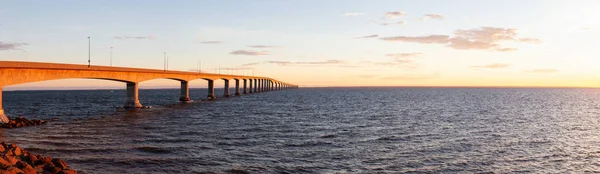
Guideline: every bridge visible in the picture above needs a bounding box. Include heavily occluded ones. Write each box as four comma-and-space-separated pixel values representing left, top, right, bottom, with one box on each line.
0, 61, 298, 123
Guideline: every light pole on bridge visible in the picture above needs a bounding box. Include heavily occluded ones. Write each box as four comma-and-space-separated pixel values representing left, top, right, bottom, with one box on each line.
110, 47, 113, 66
87, 36, 91, 68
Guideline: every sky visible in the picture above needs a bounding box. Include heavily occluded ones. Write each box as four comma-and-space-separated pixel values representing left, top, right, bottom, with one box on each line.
2, 0, 600, 89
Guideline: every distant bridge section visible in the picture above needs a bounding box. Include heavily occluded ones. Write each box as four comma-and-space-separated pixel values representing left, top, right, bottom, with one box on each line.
0, 61, 298, 123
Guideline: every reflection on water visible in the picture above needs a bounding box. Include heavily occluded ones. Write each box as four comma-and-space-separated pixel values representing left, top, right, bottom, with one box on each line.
2, 88, 600, 173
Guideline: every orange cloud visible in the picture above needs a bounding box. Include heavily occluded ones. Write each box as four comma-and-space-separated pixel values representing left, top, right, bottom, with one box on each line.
380, 35, 449, 44
381, 27, 540, 51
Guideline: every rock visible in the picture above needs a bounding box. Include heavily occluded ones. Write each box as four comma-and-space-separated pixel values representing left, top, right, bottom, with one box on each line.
10, 146, 23, 156
2, 155, 18, 165
0, 158, 11, 169
0, 166, 24, 174
14, 161, 27, 169
20, 164, 35, 174
57, 169, 77, 174
19, 154, 37, 166
51, 159, 67, 169
0, 142, 76, 173
42, 164, 60, 174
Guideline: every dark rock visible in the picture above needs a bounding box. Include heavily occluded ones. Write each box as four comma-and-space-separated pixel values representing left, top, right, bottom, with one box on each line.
20, 154, 37, 166
51, 159, 67, 169
14, 161, 27, 169
43, 164, 59, 174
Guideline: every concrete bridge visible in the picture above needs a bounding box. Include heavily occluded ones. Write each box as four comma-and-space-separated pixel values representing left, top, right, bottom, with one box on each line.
0, 61, 298, 123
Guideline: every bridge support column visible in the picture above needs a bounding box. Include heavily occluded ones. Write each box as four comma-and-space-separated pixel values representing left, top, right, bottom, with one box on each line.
243, 79, 248, 94
179, 81, 190, 102
124, 82, 143, 109
207, 80, 216, 100
248, 79, 253, 94
0, 87, 8, 123
260, 79, 264, 92
254, 79, 258, 93
223, 80, 231, 97
234, 79, 241, 96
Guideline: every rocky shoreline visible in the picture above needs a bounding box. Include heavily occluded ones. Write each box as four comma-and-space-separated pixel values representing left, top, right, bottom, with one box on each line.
0, 142, 76, 174
0, 116, 48, 129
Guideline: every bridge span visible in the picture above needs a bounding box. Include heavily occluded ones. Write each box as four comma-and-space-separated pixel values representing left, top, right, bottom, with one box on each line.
0, 61, 298, 123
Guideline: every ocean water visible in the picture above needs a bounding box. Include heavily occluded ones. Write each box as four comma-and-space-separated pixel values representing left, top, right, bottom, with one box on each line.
2, 88, 600, 173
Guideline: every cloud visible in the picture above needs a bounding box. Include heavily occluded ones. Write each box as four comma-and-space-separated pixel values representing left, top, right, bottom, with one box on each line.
470, 63, 511, 69
266, 60, 344, 66
381, 73, 440, 80
518, 38, 542, 44
496, 47, 518, 52
524, 69, 559, 73
241, 62, 260, 66
386, 53, 424, 58
371, 20, 407, 26
248, 45, 279, 48
200, 41, 224, 44
343, 12, 365, 16
0, 42, 27, 50
114, 35, 156, 40
385, 11, 406, 19
380, 35, 450, 44
380, 27, 541, 51
230, 50, 269, 56
422, 14, 444, 20
354, 34, 379, 39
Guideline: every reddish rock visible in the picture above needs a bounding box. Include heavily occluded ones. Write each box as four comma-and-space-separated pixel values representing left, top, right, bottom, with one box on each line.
0, 158, 11, 169
10, 146, 22, 156
2, 155, 18, 165
0, 142, 76, 173
0, 166, 24, 174
51, 159, 67, 169
20, 164, 35, 174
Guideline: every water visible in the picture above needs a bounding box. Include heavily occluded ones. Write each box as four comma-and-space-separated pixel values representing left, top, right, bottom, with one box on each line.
2, 88, 600, 173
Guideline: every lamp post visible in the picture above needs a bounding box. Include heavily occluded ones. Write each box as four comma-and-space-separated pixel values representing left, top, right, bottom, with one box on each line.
87, 36, 91, 68
110, 47, 113, 66
163, 52, 166, 71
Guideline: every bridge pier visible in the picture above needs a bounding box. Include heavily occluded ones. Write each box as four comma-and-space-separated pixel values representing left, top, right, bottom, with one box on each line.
0, 87, 7, 123
234, 79, 241, 96
248, 79, 253, 94
223, 80, 231, 97
207, 80, 216, 100
124, 82, 143, 109
179, 81, 190, 102
254, 79, 258, 93
258, 79, 265, 92
243, 79, 248, 94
